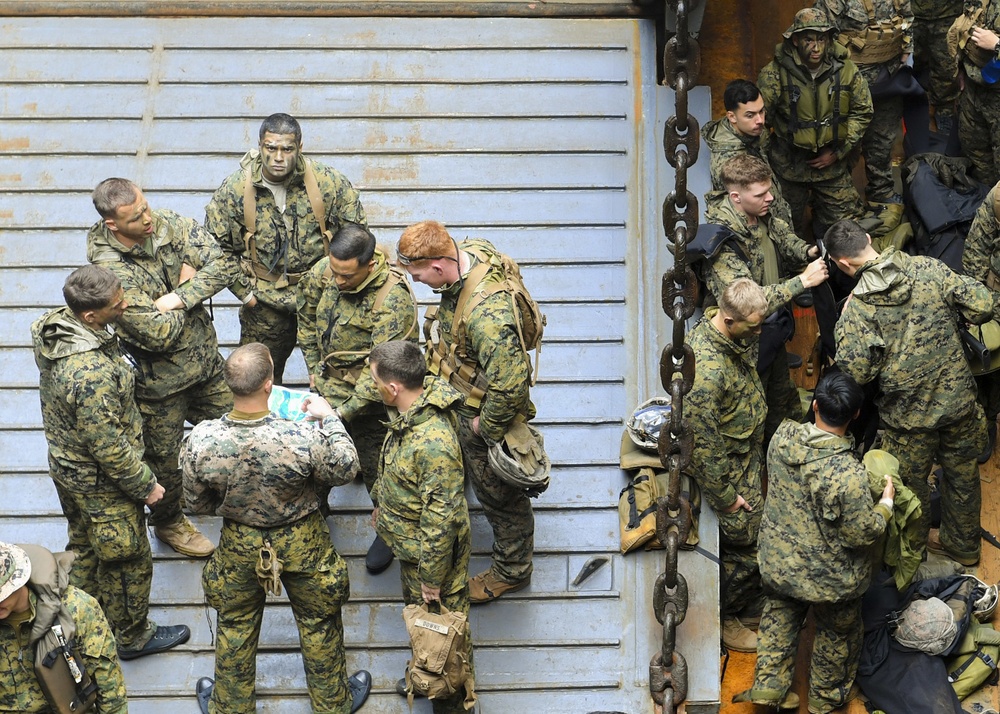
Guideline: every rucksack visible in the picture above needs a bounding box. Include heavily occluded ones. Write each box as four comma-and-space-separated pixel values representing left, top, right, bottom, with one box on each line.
402, 602, 476, 710
671, 223, 748, 307
947, 623, 1000, 700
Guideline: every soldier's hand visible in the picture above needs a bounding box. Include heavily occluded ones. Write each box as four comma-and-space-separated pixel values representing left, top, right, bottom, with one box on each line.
153, 292, 185, 313
807, 148, 837, 170
245, 295, 258, 309
370, 507, 380, 528
972, 26, 1000, 51
722, 494, 752, 514
302, 395, 335, 420
309, 374, 316, 389
145, 483, 165, 506
799, 258, 829, 289
881, 475, 895, 502
421, 583, 441, 604
179, 262, 197, 284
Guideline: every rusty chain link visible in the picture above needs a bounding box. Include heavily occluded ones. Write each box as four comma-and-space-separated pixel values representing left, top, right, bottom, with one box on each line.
651, 0, 700, 710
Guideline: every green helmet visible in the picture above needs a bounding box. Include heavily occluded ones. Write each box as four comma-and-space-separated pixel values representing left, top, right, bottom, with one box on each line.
782, 8, 836, 39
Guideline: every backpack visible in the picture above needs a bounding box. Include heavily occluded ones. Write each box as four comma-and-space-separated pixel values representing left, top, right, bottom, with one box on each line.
35, 624, 97, 714
946, 623, 1000, 700
402, 602, 476, 710
672, 223, 748, 307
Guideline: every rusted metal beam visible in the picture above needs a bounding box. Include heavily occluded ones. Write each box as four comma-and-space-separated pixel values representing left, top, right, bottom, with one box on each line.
0, 1, 650, 18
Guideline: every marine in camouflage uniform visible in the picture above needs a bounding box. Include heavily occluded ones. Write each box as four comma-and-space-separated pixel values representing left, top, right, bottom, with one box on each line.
0, 544, 128, 714
750, 380, 891, 714
912, 0, 963, 129
31, 267, 160, 652
815, 0, 913, 203
369, 342, 474, 713
87, 179, 234, 556
830, 223, 992, 563
685, 294, 768, 646
204, 113, 367, 383
398, 222, 536, 601
758, 9, 873, 239
957, 0, 1000, 186
181, 344, 362, 714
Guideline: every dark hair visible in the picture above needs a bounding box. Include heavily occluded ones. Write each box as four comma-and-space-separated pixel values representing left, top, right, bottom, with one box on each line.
330, 223, 376, 264
814, 369, 863, 427
369, 340, 426, 390
63, 265, 121, 314
92, 178, 139, 218
259, 113, 302, 144
823, 219, 869, 260
723, 79, 762, 112
224, 343, 273, 396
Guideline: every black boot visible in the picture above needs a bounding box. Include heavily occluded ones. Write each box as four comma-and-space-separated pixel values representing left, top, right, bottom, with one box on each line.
365, 534, 394, 574
979, 420, 997, 464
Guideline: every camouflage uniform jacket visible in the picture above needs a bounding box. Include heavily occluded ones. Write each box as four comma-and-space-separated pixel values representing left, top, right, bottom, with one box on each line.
962, 181, 1000, 319
86, 209, 233, 402
430, 240, 534, 443
758, 40, 873, 181
836, 247, 993, 431
30, 307, 156, 501
703, 190, 812, 315
204, 151, 367, 312
296, 249, 418, 421
960, 0, 1000, 86
684, 308, 767, 512
182, 411, 359, 528
373, 377, 471, 588
703, 117, 795, 226
814, 0, 914, 83
913, 0, 961, 18
0, 546, 127, 714
760, 420, 891, 603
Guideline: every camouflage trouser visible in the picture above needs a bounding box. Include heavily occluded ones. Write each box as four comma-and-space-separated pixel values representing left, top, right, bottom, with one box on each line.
457, 416, 534, 583
861, 94, 904, 202
912, 15, 961, 119
239, 300, 298, 385
880, 405, 988, 561
753, 592, 863, 714
958, 81, 1000, 187
203, 512, 352, 714
775, 168, 865, 241
717, 504, 764, 619
139, 371, 231, 527
976, 370, 1000, 422
346, 412, 388, 495
761, 350, 803, 447
53, 484, 156, 650
399, 539, 474, 714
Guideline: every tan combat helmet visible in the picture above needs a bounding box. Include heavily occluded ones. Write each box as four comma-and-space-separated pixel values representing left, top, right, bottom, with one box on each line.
782, 7, 837, 38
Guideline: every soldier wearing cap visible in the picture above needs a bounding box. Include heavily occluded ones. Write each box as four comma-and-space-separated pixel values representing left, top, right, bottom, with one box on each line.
0, 541, 128, 713
758, 7, 873, 239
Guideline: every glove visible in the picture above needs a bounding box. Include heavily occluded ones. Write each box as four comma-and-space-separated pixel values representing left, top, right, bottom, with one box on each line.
504, 420, 544, 476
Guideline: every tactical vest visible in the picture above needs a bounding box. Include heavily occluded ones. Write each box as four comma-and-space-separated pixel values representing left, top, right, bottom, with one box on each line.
955, 2, 996, 68
240, 156, 330, 289
777, 56, 854, 153
837, 0, 907, 65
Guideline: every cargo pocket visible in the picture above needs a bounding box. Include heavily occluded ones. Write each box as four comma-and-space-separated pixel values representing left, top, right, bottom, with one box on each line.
717, 507, 760, 548
88, 502, 147, 563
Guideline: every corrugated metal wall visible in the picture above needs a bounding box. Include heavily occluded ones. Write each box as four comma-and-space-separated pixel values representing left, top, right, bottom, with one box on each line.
0, 15, 718, 712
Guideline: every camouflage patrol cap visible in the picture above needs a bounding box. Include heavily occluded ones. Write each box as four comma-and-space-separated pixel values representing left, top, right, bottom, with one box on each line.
892, 597, 958, 655
782, 8, 836, 38
0, 542, 30, 601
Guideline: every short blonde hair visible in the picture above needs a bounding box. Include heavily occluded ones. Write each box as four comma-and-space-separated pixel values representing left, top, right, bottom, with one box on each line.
719, 155, 773, 192
397, 220, 454, 261
719, 278, 767, 322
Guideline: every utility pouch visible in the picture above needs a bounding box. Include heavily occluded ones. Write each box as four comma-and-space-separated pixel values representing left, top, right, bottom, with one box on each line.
36, 624, 97, 714
255, 540, 283, 597
402, 601, 476, 710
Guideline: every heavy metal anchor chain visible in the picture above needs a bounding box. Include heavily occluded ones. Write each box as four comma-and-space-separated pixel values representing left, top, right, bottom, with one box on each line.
650, 0, 701, 710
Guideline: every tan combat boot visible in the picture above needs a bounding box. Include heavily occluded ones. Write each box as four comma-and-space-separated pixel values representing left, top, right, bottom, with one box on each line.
468, 569, 529, 604
154, 515, 215, 558
722, 617, 758, 652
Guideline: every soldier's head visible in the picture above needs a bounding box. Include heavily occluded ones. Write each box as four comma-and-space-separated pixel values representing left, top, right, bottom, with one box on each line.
716, 278, 767, 342
396, 220, 462, 289
721, 155, 774, 220
0, 542, 31, 620
724, 80, 767, 139
224, 343, 274, 397
63, 265, 128, 330
370, 340, 426, 408
92, 178, 153, 247
823, 219, 877, 277
812, 369, 863, 428
785, 8, 836, 71
328, 223, 377, 291
258, 113, 302, 183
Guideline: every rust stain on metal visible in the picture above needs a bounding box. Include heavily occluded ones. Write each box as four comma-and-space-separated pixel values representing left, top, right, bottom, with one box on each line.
0, 174, 22, 184
21, 102, 37, 113
0, 210, 13, 218
0, 137, 29, 151
362, 156, 418, 184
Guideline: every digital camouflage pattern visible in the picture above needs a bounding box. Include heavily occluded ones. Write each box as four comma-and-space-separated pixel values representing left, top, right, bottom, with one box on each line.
962, 180, 1000, 302
428, 241, 536, 583
31, 307, 157, 649
0, 547, 128, 714
912, 11, 961, 120
297, 249, 418, 490
703, 117, 795, 226
182, 412, 359, 714
958, 1, 1000, 184
685, 309, 766, 617
836, 247, 992, 557
87, 208, 233, 526
205, 151, 367, 381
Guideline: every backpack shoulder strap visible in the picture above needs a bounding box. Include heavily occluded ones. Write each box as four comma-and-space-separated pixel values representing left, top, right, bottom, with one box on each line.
303, 158, 331, 255
373, 266, 419, 341
242, 165, 258, 263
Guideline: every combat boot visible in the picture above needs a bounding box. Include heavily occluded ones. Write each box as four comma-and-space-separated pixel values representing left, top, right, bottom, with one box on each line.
732, 688, 799, 710
722, 617, 757, 652
154, 515, 215, 557
469, 569, 529, 604
927, 528, 979, 567
118, 624, 190, 660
